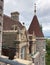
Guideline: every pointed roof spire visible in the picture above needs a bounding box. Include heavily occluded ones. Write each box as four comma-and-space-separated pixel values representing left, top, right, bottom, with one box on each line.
34, 3, 36, 15
28, 15, 44, 37
28, 4, 44, 37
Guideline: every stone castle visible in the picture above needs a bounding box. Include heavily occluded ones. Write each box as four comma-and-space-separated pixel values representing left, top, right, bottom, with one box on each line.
0, 0, 3, 56
0, 0, 46, 65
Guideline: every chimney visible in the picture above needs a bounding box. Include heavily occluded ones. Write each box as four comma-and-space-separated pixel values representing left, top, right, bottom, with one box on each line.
11, 11, 19, 21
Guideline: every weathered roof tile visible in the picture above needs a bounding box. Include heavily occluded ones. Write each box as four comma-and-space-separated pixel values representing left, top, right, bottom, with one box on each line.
3, 15, 23, 30
28, 15, 44, 37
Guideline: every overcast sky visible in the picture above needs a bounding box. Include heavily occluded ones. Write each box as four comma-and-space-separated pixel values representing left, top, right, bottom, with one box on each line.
4, 0, 50, 36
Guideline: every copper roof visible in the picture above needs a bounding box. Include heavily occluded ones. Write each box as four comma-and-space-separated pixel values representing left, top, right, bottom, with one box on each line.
3, 15, 23, 30
28, 15, 44, 37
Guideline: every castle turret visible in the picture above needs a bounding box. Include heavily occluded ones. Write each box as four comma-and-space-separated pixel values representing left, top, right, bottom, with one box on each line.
0, 0, 3, 56
28, 4, 46, 65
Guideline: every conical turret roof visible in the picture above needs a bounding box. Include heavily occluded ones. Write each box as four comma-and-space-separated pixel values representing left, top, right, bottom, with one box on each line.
28, 15, 44, 37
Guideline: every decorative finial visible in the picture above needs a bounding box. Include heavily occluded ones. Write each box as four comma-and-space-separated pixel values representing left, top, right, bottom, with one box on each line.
23, 22, 25, 26
34, 3, 36, 15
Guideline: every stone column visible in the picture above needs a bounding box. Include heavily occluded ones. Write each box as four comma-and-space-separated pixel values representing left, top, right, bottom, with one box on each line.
25, 42, 30, 60
14, 41, 20, 59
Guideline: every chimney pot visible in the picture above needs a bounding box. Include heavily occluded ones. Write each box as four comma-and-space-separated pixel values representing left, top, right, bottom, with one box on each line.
11, 11, 20, 21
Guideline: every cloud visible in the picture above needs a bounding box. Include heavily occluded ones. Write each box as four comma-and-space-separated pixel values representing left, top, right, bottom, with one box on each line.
4, 0, 34, 15
4, 0, 50, 36
4, 0, 34, 27
36, 0, 50, 17
35, 0, 50, 36
43, 30, 50, 36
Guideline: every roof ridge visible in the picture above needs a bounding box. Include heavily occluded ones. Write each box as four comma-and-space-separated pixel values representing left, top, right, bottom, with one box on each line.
3, 14, 23, 25
3, 14, 23, 30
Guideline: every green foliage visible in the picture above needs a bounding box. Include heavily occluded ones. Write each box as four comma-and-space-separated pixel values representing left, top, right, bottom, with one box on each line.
46, 39, 50, 44
46, 39, 50, 65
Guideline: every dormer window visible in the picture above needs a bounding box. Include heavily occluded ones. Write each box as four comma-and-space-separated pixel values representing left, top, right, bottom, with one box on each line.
11, 25, 18, 30
15, 26, 17, 30
29, 36, 32, 40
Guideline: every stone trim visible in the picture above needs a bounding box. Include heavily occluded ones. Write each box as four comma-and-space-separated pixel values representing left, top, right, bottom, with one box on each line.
3, 30, 18, 33
36, 37, 46, 40
32, 52, 39, 58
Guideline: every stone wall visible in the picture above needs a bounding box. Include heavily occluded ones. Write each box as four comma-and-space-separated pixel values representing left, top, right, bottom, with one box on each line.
0, 0, 3, 56
36, 38, 46, 65
2, 32, 17, 47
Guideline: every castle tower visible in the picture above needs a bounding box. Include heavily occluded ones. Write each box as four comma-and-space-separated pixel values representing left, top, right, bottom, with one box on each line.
28, 4, 46, 65
0, 0, 3, 56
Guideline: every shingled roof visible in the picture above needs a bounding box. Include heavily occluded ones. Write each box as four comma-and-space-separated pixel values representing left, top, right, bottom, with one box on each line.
3, 15, 23, 30
28, 15, 44, 37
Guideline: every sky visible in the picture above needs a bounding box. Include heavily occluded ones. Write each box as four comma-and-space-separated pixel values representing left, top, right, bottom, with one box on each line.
4, 0, 50, 37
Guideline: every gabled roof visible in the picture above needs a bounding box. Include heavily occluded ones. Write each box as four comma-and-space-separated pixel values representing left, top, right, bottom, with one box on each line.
3, 15, 23, 30
28, 15, 44, 37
